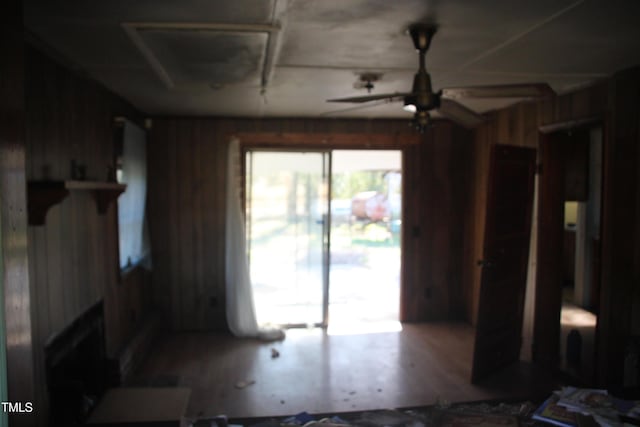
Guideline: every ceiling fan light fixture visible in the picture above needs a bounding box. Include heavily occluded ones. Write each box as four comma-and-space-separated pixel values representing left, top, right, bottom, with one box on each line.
403, 95, 417, 112
412, 110, 430, 133
403, 103, 417, 113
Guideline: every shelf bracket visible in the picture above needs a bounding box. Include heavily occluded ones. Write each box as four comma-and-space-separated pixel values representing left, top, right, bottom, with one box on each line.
27, 181, 70, 226
92, 188, 126, 214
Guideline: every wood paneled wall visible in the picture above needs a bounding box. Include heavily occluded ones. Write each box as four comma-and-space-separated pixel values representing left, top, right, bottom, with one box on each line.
147, 118, 473, 331
403, 123, 473, 321
1, 1, 36, 426
24, 45, 145, 423
147, 119, 226, 331
466, 67, 640, 387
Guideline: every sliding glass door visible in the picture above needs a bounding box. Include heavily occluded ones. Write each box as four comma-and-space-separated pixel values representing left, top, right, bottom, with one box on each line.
246, 149, 402, 332
246, 151, 330, 327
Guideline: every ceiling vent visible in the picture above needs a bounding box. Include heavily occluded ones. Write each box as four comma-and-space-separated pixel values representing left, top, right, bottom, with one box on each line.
122, 23, 279, 90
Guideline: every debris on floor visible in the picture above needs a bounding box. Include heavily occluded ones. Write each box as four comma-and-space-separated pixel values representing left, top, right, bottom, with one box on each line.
192, 399, 635, 427
532, 386, 640, 427
358, 409, 418, 426
234, 380, 256, 389
271, 348, 280, 359
282, 412, 316, 425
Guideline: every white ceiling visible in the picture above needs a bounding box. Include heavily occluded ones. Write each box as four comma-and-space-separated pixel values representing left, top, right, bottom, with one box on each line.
24, 0, 640, 119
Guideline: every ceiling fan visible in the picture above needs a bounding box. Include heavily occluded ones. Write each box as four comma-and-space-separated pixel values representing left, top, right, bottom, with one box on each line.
327, 23, 555, 132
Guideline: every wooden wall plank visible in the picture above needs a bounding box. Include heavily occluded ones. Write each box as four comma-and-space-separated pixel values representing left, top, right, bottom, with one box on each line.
167, 121, 182, 330
400, 135, 427, 322
191, 121, 205, 328
426, 124, 451, 319
200, 123, 219, 326
178, 120, 197, 330
0, 1, 36, 425
452, 126, 474, 319
214, 122, 231, 326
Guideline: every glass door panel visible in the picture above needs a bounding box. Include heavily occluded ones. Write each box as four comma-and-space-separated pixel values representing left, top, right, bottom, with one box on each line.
246, 151, 329, 327
328, 150, 402, 333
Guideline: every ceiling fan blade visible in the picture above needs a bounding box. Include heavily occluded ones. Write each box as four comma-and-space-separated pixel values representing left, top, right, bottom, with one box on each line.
320, 99, 395, 116
436, 99, 485, 129
327, 92, 411, 103
442, 83, 555, 100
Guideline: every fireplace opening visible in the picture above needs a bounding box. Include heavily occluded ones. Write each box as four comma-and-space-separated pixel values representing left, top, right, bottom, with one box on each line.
44, 301, 114, 426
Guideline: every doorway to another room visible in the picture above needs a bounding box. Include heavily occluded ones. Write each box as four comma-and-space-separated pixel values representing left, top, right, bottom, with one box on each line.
537, 123, 602, 385
559, 126, 602, 384
245, 149, 402, 333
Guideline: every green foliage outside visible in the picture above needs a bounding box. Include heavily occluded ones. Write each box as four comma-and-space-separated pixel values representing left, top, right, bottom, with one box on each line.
332, 171, 388, 199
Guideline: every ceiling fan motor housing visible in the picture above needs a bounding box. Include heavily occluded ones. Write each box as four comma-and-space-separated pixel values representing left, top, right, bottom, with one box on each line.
405, 70, 441, 111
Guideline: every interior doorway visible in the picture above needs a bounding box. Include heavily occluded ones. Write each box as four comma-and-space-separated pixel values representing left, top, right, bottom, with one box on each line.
559, 126, 602, 384
245, 149, 402, 332
535, 122, 602, 385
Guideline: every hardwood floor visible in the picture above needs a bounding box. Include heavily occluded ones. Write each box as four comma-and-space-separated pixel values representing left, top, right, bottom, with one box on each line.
129, 323, 561, 419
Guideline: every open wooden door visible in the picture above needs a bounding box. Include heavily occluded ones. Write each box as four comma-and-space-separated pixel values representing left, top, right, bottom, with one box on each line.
471, 144, 536, 383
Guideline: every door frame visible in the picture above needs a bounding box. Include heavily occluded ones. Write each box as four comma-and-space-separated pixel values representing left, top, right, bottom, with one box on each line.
533, 117, 605, 373
234, 132, 418, 327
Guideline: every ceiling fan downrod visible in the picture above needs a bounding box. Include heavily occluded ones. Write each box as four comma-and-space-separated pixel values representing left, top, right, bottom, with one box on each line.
404, 24, 441, 115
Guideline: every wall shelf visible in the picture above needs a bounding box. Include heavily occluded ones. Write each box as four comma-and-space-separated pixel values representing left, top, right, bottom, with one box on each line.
28, 180, 126, 226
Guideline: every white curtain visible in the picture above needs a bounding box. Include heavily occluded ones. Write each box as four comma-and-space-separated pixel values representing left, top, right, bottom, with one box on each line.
225, 138, 284, 341
118, 119, 150, 269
